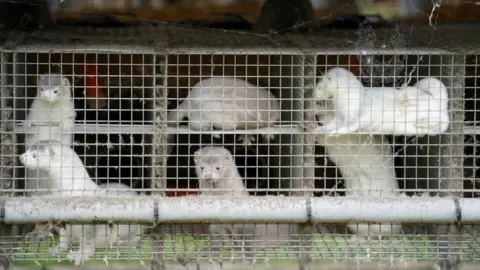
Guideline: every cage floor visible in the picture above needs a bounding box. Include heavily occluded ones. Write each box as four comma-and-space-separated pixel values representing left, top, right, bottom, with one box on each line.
11, 234, 479, 268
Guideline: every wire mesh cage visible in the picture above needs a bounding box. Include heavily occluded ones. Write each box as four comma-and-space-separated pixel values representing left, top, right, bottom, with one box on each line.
0, 23, 478, 270
0, 27, 168, 268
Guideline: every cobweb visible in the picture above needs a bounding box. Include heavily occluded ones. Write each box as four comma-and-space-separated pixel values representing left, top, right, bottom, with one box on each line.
355, 22, 407, 87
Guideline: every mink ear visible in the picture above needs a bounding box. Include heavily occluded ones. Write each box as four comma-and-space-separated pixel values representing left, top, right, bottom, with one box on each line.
193, 150, 201, 163
223, 150, 233, 162
61, 77, 71, 88
37, 75, 43, 87
326, 74, 333, 83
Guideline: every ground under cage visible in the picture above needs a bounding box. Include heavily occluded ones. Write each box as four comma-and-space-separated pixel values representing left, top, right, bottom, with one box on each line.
0, 24, 478, 270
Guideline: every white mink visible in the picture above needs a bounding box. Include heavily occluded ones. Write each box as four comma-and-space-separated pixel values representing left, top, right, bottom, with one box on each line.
313, 67, 364, 134
362, 78, 450, 135
193, 146, 297, 265
168, 76, 280, 146
314, 103, 401, 241
405, 76, 449, 112
194, 146, 248, 197
19, 140, 96, 197
313, 67, 450, 135
24, 73, 76, 197
19, 141, 141, 266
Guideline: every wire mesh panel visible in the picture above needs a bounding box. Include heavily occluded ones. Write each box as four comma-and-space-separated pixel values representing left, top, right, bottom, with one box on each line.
0, 27, 168, 268
0, 48, 15, 270
310, 52, 460, 257
164, 50, 312, 267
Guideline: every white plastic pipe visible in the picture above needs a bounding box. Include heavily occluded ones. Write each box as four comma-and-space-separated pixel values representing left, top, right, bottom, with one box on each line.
3, 195, 480, 224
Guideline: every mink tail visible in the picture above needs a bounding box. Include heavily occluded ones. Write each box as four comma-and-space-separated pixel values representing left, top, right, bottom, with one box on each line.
414, 77, 448, 101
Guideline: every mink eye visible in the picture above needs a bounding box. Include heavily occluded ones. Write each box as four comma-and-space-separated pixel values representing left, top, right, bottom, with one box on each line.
53, 90, 58, 94
200, 167, 204, 170
32, 154, 37, 159
40, 87, 44, 92
215, 167, 220, 171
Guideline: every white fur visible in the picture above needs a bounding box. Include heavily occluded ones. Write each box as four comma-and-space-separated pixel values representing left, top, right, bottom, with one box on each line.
313, 67, 450, 135
193, 146, 296, 264
168, 76, 280, 146
315, 102, 401, 240
24, 73, 76, 197
19, 142, 141, 266
63, 183, 142, 266
314, 67, 363, 134
194, 146, 249, 197
19, 142, 97, 196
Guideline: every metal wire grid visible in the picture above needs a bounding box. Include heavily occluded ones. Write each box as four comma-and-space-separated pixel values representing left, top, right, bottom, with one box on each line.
0, 25, 477, 269
0, 49, 161, 267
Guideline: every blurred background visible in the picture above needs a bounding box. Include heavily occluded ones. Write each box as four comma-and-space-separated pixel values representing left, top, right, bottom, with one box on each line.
44, 0, 478, 27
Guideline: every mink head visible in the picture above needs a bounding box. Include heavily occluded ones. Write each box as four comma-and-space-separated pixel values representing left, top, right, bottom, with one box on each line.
194, 146, 235, 185
37, 73, 71, 103
19, 140, 62, 170
315, 67, 362, 100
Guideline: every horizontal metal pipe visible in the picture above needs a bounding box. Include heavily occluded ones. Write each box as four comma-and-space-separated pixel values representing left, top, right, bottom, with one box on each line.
311, 197, 461, 223
5, 45, 157, 54
1, 44, 450, 55
12, 123, 478, 135
5, 196, 156, 224
3, 196, 480, 224
12, 123, 303, 135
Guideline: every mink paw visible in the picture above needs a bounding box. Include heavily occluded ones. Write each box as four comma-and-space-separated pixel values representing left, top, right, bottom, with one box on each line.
27, 230, 46, 243
67, 250, 90, 266
59, 120, 74, 132
23, 120, 32, 129
47, 245, 64, 256
262, 133, 275, 142
237, 134, 255, 146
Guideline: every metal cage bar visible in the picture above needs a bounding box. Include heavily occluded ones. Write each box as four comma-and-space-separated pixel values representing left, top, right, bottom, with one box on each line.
298, 53, 317, 270
5, 196, 480, 224
151, 53, 168, 270
0, 51, 14, 270
433, 54, 466, 270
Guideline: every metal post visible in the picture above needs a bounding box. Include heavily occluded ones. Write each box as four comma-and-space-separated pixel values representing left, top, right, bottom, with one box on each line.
151, 54, 168, 270
0, 52, 14, 270
433, 54, 465, 270
297, 53, 317, 270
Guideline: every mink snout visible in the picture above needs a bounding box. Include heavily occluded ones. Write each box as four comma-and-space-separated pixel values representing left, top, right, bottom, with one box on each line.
39, 92, 50, 101
204, 177, 218, 184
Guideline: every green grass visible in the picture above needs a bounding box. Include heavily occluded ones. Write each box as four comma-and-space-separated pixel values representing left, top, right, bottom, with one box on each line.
14, 235, 194, 267
12, 234, 441, 267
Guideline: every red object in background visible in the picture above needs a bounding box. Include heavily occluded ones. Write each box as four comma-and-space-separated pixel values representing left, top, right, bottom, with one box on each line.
338, 55, 360, 77
166, 184, 200, 197
84, 65, 105, 99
